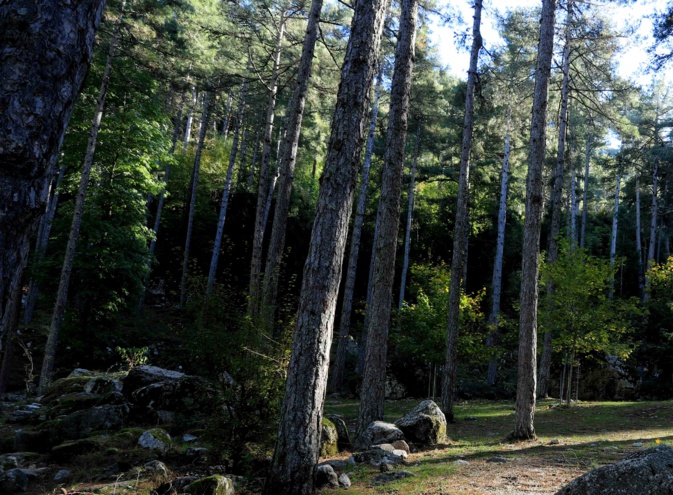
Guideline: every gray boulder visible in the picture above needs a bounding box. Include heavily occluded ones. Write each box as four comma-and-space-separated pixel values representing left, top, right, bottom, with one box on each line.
0, 468, 28, 493
138, 429, 172, 453
320, 418, 339, 457
315, 464, 339, 489
122, 365, 185, 396
184, 474, 234, 495
395, 400, 447, 445
36, 404, 127, 446
353, 421, 404, 451
353, 449, 405, 467
556, 446, 673, 495
326, 414, 351, 451
372, 470, 416, 485
338, 473, 351, 488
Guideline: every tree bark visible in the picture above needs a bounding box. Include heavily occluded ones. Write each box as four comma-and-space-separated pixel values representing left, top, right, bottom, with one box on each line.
636, 175, 645, 299
183, 85, 196, 152
262, 0, 388, 488
358, 0, 418, 432
248, 17, 286, 319
331, 65, 384, 394
486, 117, 511, 386
537, 0, 571, 402
0, 0, 105, 340
580, 138, 591, 249
221, 91, 233, 140
513, 0, 557, 440
260, 0, 324, 328
441, 0, 483, 420
609, 169, 622, 298
207, 82, 248, 294
38, 0, 124, 394
398, 125, 422, 309
179, 91, 211, 308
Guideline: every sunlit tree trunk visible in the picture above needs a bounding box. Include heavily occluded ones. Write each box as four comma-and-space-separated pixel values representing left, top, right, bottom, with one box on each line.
513, 0, 557, 440
261, 0, 324, 329
537, 0, 570, 401
221, 91, 233, 140
38, 0, 125, 394
331, 65, 384, 394
580, 138, 591, 249
262, 0, 388, 488
636, 175, 645, 299
609, 168, 622, 298
183, 85, 196, 152
207, 82, 249, 294
0, 0, 105, 340
644, 155, 659, 302
358, 0, 418, 431
486, 116, 511, 386
248, 17, 286, 318
441, 0, 483, 420
179, 92, 211, 308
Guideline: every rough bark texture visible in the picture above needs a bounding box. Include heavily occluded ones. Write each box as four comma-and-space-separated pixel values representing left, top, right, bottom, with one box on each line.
0, 0, 106, 339
260, 0, 324, 328
398, 125, 421, 309
179, 92, 211, 307
537, 10, 571, 400
38, 1, 124, 394
580, 139, 591, 249
331, 66, 383, 394
441, 0, 483, 421
358, 0, 417, 433
636, 175, 645, 299
262, 0, 389, 489
487, 122, 511, 386
248, 20, 286, 318
207, 83, 248, 294
513, 0, 557, 441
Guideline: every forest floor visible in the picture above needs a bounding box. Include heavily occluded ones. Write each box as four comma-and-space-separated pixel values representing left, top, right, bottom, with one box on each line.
322, 398, 673, 495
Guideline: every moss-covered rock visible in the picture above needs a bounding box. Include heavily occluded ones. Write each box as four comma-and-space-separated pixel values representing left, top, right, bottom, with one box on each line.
320, 418, 339, 457
185, 474, 234, 495
394, 400, 447, 445
138, 428, 172, 453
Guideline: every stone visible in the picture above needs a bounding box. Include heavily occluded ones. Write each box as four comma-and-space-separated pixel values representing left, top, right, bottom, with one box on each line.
392, 449, 408, 459
0, 468, 29, 492
318, 457, 355, 473
380, 462, 393, 472
372, 443, 395, 453
315, 464, 339, 488
155, 476, 197, 495
550, 439, 560, 445
0, 452, 38, 471
392, 440, 410, 454
122, 365, 185, 396
68, 368, 92, 377
353, 449, 405, 467
138, 429, 172, 453
183, 434, 198, 442
556, 445, 673, 495
395, 400, 447, 445
184, 475, 234, 495
488, 456, 508, 463
186, 447, 208, 457
632, 442, 643, 447
142, 460, 169, 479
372, 470, 415, 485
454, 459, 470, 466
326, 414, 351, 451
320, 417, 339, 457
353, 421, 404, 451
338, 473, 351, 488
37, 404, 128, 444
53, 469, 72, 482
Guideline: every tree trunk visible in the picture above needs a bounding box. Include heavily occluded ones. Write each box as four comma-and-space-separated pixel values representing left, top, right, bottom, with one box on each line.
331, 65, 383, 394
644, 155, 659, 301
513, 0, 557, 440
248, 17, 286, 318
537, 0, 571, 402
262, 0, 388, 488
248, 128, 262, 191
260, 0, 325, 329
570, 160, 578, 245
38, 0, 124, 394
221, 91, 233, 140
636, 175, 645, 299
0, 0, 105, 339
206, 83, 248, 294
441, 0, 483, 421
24, 164, 67, 324
580, 138, 591, 249
486, 117, 511, 386
398, 124, 422, 309
179, 91, 211, 308
609, 169, 622, 298
358, 0, 418, 432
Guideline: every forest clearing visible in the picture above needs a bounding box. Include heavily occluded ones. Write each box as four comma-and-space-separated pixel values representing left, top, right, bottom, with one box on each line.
2, 0, 673, 492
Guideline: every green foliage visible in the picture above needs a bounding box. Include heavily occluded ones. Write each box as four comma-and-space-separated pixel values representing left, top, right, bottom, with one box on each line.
116, 346, 149, 369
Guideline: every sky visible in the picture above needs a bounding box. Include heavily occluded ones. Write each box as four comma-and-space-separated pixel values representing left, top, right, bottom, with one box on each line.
427, 0, 671, 86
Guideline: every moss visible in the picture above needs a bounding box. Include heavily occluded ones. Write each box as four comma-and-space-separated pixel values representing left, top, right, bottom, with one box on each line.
320, 418, 339, 457
42, 377, 92, 403
185, 474, 234, 495
147, 428, 172, 446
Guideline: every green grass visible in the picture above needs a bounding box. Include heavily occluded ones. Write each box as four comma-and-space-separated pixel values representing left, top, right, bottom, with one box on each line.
322, 398, 673, 494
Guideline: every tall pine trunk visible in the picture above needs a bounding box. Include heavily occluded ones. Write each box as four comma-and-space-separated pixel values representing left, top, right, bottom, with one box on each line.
537, 0, 571, 401
248, 18, 286, 318
357, 0, 418, 432
580, 138, 591, 249
0, 0, 105, 339
331, 66, 384, 394
644, 154, 659, 301
221, 91, 233, 140
38, 0, 125, 393
262, 0, 388, 488
636, 175, 645, 299
179, 92, 211, 307
399, 125, 422, 309
441, 0, 483, 420
260, 0, 324, 328
183, 85, 196, 151
513, 0, 557, 440
609, 168, 622, 298
486, 117, 511, 386
206, 82, 249, 294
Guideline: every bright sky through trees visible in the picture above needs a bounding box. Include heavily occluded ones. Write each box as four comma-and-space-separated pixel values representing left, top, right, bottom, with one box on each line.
430, 0, 671, 85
